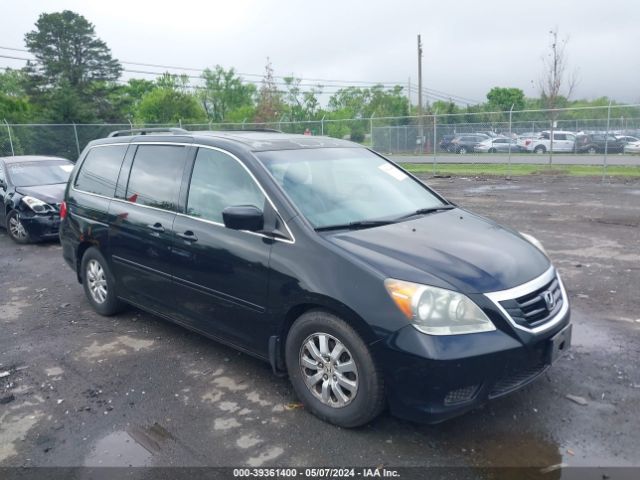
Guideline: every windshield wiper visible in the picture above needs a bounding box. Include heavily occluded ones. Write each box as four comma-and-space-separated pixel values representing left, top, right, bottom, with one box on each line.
394, 204, 455, 221
315, 219, 395, 232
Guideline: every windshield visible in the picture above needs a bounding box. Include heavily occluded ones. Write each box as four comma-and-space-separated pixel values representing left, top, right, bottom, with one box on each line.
256, 148, 447, 229
6, 160, 73, 187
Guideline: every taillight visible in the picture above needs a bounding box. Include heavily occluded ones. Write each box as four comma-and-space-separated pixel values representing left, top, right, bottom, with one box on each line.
59, 201, 67, 220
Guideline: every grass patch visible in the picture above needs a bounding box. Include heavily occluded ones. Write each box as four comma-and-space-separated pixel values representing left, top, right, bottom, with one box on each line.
400, 163, 640, 177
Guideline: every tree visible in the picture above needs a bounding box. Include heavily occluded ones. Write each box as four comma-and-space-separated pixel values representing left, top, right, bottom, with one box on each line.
538, 28, 578, 163
486, 87, 525, 112
199, 66, 256, 123
23, 10, 122, 122
135, 88, 206, 124
254, 59, 284, 124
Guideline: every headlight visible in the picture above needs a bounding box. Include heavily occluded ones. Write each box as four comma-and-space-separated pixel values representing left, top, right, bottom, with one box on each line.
384, 279, 496, 335
21, 196, 50, 213
520, 232, 548, 256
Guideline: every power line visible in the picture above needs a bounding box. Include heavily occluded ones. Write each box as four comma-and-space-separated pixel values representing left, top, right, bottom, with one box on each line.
0, 44, 479, 101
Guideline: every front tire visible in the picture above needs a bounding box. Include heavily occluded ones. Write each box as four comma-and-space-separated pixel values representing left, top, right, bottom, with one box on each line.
6, 210, 30, 244
81, 247, 125, 316
458, 146, 468, 154
285, 310, 384, 428
534, 145, 546, 154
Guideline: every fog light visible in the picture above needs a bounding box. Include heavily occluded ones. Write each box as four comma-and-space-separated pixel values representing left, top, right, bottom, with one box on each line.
444, 385, 478, 405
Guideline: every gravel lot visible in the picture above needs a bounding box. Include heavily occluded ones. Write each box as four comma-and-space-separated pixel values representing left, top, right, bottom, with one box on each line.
1, 175, 639, 474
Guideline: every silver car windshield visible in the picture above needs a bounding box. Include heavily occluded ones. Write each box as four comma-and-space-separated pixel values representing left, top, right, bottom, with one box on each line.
256, 147, 446, 229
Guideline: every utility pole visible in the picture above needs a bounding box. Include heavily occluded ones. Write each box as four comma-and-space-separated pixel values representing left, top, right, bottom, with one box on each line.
417, 35, 423, 153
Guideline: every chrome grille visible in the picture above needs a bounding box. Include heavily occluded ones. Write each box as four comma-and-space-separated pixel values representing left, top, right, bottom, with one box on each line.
498, 275, 563, 329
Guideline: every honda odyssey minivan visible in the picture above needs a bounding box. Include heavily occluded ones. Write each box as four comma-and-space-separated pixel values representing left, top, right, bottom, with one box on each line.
60, 128, 571, 427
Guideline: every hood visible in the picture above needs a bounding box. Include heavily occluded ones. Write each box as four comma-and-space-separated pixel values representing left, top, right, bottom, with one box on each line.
16, 183, 66, 205
326, 209, 550, 293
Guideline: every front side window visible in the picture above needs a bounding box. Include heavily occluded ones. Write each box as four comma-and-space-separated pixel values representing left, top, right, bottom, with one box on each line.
554, 133, 567, 141
75, 146, 127, 196
187, 148, 265, 223
10, 160, 74, 188
256, 148, 446, 229
126, 145, 186, 211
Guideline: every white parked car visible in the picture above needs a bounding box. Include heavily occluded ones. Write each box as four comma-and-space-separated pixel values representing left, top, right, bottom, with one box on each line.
521, 131, 576, 154
623, 141, 640, 154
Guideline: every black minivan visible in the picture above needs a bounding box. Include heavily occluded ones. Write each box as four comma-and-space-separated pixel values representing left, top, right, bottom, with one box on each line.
60, 128, 571, 427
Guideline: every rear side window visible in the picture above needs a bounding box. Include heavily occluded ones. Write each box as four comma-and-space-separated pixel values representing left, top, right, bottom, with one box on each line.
126, 145, 186, 211
75, 145, 127, 197
554, 133, 567, 141
187, 148, 265, 223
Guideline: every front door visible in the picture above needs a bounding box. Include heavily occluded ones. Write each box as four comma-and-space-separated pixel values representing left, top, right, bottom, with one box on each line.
109, 144, 188, 313
171, 147, 273, 354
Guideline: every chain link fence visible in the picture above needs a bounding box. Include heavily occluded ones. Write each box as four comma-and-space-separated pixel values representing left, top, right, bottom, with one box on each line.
2, 105, 640, 168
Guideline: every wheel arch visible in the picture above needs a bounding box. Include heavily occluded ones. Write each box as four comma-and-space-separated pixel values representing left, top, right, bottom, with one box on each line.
269, 297, 379, 375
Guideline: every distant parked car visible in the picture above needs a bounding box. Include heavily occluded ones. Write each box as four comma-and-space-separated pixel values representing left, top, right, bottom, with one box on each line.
575, 134, 625, 154
522, 131, 576, 154
0, 155, 73, 243
474, 138, 524, 153
450, 134, 489, 154
438, 135, 456, 152
615, 135, 639, 144
623, 141, 640, 154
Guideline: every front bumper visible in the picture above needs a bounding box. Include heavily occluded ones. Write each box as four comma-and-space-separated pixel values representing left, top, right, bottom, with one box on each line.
19, 211, 61, 241
375, 308, 571, 424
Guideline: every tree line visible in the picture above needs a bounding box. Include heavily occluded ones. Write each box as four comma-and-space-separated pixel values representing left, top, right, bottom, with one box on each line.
0, 10, 635, 141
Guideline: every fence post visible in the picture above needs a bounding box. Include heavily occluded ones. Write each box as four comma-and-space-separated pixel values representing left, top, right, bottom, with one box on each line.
72, 122, 81, 157
321, 115, 325, 136
3, 119, 15, 156
432, 110, 438, 176
370, 113, 376, 148
128, 120, 133, 132
179, 119, 183, 128
507, 104, 514, 179
603, 100, 612, 182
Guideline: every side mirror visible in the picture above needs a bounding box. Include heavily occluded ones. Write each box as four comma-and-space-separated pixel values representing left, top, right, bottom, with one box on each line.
222, 205, 264, 232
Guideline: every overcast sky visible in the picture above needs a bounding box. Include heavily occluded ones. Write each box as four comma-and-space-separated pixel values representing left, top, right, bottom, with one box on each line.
2, 0, 639, 105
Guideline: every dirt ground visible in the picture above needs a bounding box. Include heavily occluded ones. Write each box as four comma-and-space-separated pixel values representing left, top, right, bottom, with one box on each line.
1, 174, 639, 475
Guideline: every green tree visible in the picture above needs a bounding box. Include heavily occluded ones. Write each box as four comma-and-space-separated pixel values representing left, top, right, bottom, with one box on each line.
199, 66, 256, 122
486, 87, 525, 112
23, 10, 122, 122
254, 59, 284, 123
135, 88, 206, 124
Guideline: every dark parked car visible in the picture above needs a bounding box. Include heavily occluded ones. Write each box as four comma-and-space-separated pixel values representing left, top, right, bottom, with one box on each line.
576, 133, 625, 154
0, 155, 73, 243
449, 134, 489, 154
438, 135, 456, 152
60, 128, 571, 427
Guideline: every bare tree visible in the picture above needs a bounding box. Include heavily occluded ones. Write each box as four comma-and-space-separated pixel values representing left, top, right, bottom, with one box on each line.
538, 28, 578, 163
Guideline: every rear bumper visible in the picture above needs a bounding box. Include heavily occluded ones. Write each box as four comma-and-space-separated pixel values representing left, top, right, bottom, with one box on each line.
374, 309, 571, 424
19, 212, 61, 241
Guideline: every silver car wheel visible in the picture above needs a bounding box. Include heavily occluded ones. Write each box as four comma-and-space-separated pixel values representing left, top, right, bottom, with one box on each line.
299, 332, 359, 408
86, 259, 108, 304
8, 215, 27, 240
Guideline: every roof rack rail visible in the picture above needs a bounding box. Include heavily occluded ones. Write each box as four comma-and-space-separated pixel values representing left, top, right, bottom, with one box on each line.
108, 127, 189, 138
219, 128, 282, 133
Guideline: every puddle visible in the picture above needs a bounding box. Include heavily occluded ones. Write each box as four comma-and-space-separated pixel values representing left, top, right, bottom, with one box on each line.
84, 431, 152, 466
84, 423, 173, 466
465, 185, 522, 193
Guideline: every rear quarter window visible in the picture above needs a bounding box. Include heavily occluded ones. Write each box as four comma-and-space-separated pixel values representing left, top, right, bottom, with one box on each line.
75, 145, 128, 197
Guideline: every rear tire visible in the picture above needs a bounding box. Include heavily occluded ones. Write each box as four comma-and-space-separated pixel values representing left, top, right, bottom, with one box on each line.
6, 210, 30, 244
587, 146, 597, 154
81, 247, 126, 316
488, 148, 497, 153
534, 146, 546, 154
285, 310, 384, 428
458, 147, 468, 154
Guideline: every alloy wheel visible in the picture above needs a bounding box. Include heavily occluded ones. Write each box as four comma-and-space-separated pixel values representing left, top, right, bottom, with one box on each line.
86, 259, 108, 304
299, 332, 358, 408
8, 214, 27, 240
